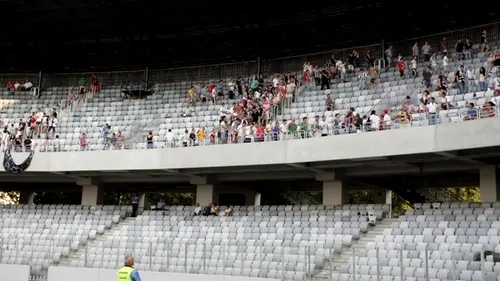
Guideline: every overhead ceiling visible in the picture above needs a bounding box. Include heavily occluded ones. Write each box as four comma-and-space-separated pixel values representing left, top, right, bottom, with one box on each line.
0, 0, 495, 71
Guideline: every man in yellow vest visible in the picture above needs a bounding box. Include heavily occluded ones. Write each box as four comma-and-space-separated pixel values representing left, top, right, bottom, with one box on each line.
117, 256, 142, 281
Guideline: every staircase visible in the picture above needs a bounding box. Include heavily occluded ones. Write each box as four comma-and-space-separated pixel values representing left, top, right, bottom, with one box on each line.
58, 91, 95, 119
312, 218, 398, 280
57, 217, 136, 267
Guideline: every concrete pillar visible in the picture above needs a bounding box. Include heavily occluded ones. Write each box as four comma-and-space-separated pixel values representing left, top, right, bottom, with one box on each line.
78, 179, 103, 205
191, 176, 219, 205
316, 171, 347, 205
254, 193, 261, 206
81, 185, 104, 205
138, 193, 146, 212
375, 189, 392, 205
19, 191, 34, 205
480, 166, 500, 202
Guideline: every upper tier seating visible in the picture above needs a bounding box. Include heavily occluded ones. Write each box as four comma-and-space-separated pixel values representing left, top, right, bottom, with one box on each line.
336, 202, 500, 281
0, 204, 129, 276
0, 37, 498, 150
69, 204, 390, 280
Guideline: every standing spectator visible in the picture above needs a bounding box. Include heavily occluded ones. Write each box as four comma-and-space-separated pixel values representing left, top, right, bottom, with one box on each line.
385, 45, 393, 68
145, 131, 153, 149
456, 39, 465, 61
422, 42, 431, 62
79, 133, 87, 151
91, 73, 100, 93
358, 69, 368, 90
411, 56, 417, 78
412, 42, 419, 60
131, 194, 139, 217
78, 77, 86, 92
481, 30, 489, 52
464, 39, 473, 59
466, 65, 476, 93
397, 59, 405, 78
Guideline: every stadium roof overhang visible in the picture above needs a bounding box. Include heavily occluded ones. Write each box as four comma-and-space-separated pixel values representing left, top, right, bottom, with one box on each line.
0, 1, 495, 71
0, 146, 498, 189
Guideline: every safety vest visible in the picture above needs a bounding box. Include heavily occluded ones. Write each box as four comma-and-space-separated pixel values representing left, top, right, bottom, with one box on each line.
117, 266, 133, 281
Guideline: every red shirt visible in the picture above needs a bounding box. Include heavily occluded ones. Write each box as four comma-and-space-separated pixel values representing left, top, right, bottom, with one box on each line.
79, 136, 87, 147
7, 81, 13, 89
397, 61, 405, 71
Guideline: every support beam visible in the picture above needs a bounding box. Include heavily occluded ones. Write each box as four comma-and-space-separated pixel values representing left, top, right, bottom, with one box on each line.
19, 191, 34, 205
480, 166, 500, 202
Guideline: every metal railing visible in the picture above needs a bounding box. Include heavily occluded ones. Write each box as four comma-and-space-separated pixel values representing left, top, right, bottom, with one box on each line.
43, 70, 145, 89
388, 21, 500, 58
9, 105, 499, 153
5, 237, 497, 281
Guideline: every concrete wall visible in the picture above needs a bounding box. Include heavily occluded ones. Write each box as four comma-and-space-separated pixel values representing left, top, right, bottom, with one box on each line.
3, 118, 500, 172
0, 264, 30, 281
48, 266, 279, 281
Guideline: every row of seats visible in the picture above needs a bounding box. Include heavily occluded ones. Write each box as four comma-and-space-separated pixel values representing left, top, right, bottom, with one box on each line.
341, 202, 500, 281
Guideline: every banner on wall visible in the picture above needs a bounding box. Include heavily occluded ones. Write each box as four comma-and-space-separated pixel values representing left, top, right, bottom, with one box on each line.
3, 147, 35, 173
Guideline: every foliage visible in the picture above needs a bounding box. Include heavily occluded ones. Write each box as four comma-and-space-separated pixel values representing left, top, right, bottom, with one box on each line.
33, 192, 81, 205
0, 191, 19, 204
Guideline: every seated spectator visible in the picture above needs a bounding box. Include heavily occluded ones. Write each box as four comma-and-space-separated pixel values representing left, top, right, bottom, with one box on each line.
115, 131, 124, 149
6, 81, 14, 93
325, 94, 334, 111
482, 101, 496, 118
224, 205, 232, 216
202, 203, 212, 216
24, 80, 33, 90
440, 90, 451, 110
193, 203, 202, 216
156, 199, 166, 210
210, 203, 218, 216
463, 103, 478, 121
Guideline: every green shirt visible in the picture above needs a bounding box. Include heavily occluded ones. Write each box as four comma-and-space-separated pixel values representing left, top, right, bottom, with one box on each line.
289, 123, 297, 133
250, 80, 259, 89
79, 78, 86, 87
299, 121, 308, 132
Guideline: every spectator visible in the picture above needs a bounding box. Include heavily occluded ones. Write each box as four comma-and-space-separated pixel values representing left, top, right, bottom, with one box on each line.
440, 90, 451, 110
455, 65, 466, 94
24, 137, 32, 152
79, 133, 87, 151
6, 81, 14, 93
210, 203, 218, 216
91, 73, 100, 93
464, 39, 473, 59
109, 133, 117, 150
466, 65, 476, 93
410, 56, 417, 78
197, 127, 206, 145
193, 203, 202, 216
145, 131, 154, 149
369, 67, 377, 88
369, 110, 380, 131
422, 41, 431, 62
224, 205, 232, 216
479, 67, 488, 91
78, 77, 86, 91
165, 129, 175, 148
325, 94, 334, 111
202, 203, 212, 216
131, 194, 139, 217
358, 68, 367, 90
456, 39, 465, 61
52, 135, 60, 152
430, 53, 437, 73
394, 106, 411, 128
156, 199, 166, 210
442, 54, 449, 71
481, 30, 489, 52
463, 103, 478, 121
116, 131, 124, 149
427, 97, 438, 125
412, 42, 419, 60
397, 59, 405, 78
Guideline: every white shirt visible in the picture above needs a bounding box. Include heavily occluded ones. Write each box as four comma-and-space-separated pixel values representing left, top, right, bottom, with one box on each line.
228, 82, 235, 91
383, 114, 392, 126
165, 132, 174, 142
369, 114, 380, 129
50, 117, 58, 127
273, 78, 279, 87
24, 82, 33, 89
443, 56, 448, 66
466, 70, 475, 80
491, 96, 500, 105
319, 120, 328, 134
427, 102, 437, 113
431, 57, 437, 67
440, 97, 449, 104
219, 106, 227, 117
494, 78, 500, 90
411, 60, 417, 69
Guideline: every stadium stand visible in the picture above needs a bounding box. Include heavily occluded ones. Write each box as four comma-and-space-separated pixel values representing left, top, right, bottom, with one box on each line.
0, 26, 499, 151
336, 202, 500, 281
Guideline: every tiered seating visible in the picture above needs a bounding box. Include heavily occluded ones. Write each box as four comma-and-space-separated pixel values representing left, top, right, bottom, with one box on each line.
335, 202, 500, 281
0, 204, 128, 276
69, 204, 390, 280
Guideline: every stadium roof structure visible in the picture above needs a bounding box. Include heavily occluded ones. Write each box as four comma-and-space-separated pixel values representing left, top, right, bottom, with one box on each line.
0, 0, 495, 71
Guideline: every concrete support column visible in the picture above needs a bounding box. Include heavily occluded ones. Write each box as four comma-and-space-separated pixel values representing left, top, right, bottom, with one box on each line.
191, 176, 219, 205
254, 193, 261, 206
78, 179, 104, 205
480, 166, 500, 202
316, 171, 347, 205
375, 189, 392, 205
19, 191, 34, 205
138, 193, 146, 212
